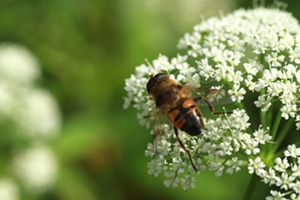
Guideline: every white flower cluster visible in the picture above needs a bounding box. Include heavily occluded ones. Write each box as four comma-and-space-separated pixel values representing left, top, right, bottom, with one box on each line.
249, 144, 300, 199
13, 146, 58, 192
0, 43, 61, 140
0, 43, 61, 198
178, 8, 300, 121
124, 7, 300, 197
144, 108, 271, 190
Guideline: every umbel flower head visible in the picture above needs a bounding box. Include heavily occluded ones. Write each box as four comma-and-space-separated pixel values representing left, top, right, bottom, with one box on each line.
0, 43, 61, 198
124, 6, 300, 199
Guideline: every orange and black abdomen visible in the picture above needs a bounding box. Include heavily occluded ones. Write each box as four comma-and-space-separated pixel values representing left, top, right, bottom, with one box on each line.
167, 98, 203, 136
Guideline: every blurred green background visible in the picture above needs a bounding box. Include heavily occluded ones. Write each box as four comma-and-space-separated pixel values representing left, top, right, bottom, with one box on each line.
1, 0, 300, 199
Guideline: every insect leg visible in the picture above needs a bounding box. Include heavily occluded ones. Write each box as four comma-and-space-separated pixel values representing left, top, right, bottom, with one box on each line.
193, 96, 233, 115
144, 108, 162, 153
174, 127, 198, 172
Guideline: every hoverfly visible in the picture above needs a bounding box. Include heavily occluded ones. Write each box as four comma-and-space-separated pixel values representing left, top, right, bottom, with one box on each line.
146, 73, 233, 171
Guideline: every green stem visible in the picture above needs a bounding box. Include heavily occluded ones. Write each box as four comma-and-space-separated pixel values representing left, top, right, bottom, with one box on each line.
270, 111, 282, 139
260, 111, 281, 162
272, 118, 294, 156
244, 174, 261, 200
260, 110, 268, 130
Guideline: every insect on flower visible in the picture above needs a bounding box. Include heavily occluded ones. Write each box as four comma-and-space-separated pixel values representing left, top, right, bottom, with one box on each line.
146, 73, 233, 171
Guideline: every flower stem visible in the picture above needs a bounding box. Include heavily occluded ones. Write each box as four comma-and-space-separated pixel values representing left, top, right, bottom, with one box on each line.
258, 110, 281, 164
273, 118, 294, 156
244, 174, 261, 200
270, 111, 282, 139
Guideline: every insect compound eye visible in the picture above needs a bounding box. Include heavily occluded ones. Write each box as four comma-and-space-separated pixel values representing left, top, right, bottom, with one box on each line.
146, 73, 169, 94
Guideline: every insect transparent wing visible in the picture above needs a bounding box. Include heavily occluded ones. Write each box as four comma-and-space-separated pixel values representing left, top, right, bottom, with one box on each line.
184, 86, 233, 106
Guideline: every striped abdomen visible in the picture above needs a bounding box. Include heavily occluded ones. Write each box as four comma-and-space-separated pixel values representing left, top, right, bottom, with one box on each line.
167, 98, 203, 136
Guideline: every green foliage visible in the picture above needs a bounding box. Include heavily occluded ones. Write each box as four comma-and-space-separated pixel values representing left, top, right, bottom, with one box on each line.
1, 0, 300, 199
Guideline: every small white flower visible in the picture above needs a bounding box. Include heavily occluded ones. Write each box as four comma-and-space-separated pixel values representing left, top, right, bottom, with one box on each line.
296, 115, 300, 130
171, 54, 188, 69
176, 66, 197, 84
164, 171, 180, 188
195, 158, 206, 172
274, 158, 290, 173
153, 54, 174, 72
266, 190, 286, 200
254, 95, 272, 112
265, 52, 285, 67
225, 157, 244, 174
284, 144, 300, 158
276, 173, 295, 191
280, 85, 297, 105
227, 70, 244, 84
208, 160, 224, 176
218, 139, 233, 156
147, 157, 166, 177
258, 68, 280, 89
248, 157, 266, 176
181, 174, 196, 191
284, 64, 297, 79
291, 181, 300, 195
171, 156, 186, 174
228, 83, 246, 103
214, 165, 225, 177
243, 59, 262, 75
156, 138, 172, 155
197, 58, 214, 80
280, 104, 297, 120
253, 126, 271, 144
241, 134, 260, 155
291, 162, 300, 177
145, 143, 155, 157
289, 47, 300, 64
245, 75, 256, 91
263, 168, 280, 186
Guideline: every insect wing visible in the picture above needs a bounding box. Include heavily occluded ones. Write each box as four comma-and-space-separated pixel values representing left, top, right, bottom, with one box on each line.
186, 86, 233, 106
148, 107, 172, 148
